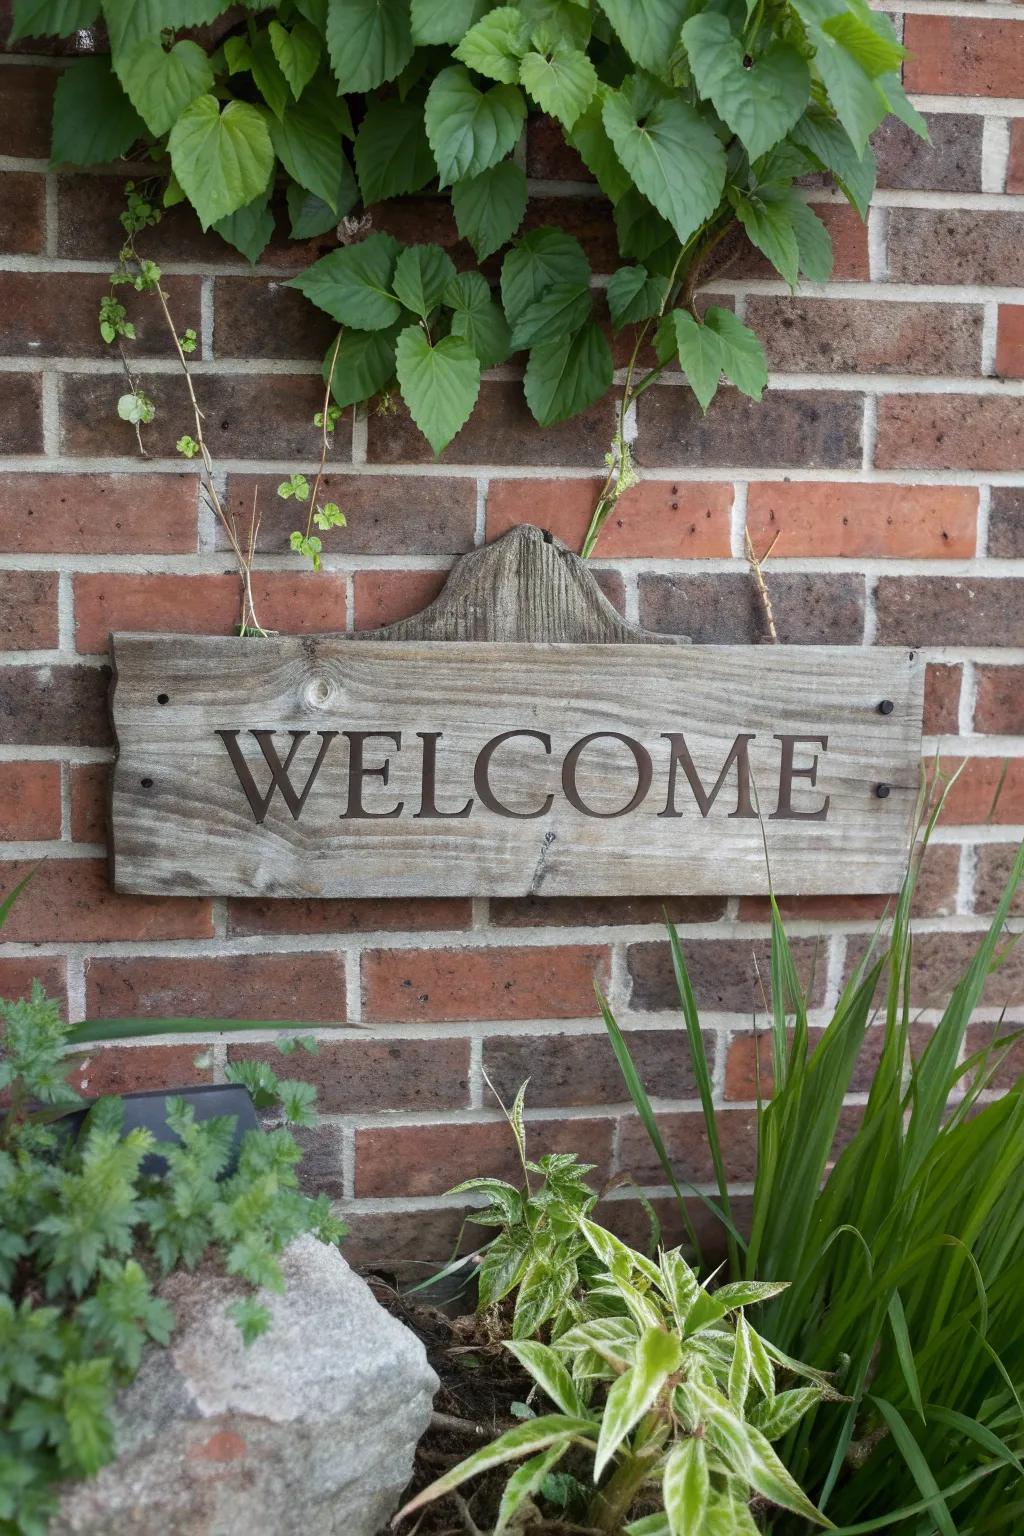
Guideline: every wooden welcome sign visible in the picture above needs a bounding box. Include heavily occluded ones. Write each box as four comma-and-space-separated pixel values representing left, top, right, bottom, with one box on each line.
109, 526, 924, 898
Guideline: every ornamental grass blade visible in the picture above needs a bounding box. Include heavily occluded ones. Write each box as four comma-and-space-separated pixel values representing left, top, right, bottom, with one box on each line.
872, 1396, 957, 1536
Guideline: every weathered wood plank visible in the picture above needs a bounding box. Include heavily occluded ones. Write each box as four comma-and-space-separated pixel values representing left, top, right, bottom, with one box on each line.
109, 637, 923, 898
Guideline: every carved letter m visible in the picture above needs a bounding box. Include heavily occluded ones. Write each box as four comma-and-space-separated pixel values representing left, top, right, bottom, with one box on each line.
216, 730, 338, 823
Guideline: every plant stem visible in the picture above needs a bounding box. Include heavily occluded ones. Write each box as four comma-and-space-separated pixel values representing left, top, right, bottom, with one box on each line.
305, 331, 343, 541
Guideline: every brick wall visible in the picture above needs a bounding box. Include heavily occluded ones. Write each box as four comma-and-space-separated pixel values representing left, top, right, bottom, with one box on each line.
1, 4, 1023, 1272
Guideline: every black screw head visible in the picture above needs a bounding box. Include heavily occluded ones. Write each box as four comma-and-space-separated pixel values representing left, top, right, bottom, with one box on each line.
875, 783, 891, 799
141, 777, 154, 789
157, 692, 169, 705
878, 699, 894, 715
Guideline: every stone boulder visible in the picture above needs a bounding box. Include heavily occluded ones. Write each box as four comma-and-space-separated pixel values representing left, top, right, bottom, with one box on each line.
54, 1236, 438, 1536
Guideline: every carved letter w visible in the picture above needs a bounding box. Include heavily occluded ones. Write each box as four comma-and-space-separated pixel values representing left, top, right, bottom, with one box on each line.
217, 730, 338, 823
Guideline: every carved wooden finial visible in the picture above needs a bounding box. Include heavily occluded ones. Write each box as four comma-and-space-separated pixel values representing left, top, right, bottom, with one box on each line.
351, 523, 691, 645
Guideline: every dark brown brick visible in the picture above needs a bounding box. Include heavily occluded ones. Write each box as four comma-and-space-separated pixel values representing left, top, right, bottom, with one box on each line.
0, 273, 202, 358
228, 896, 473, 936
723, 1020, 932, 1101
974, 844, 1024, 917
747, 298, 982, 376
875, 577, 1024, 647
924, 662, 962, 735
628, 936, 826, 1013
0, 663, 111, 746
222, 472, 477, 555
526, 114, 591, 180
86, 953, 346, 1022
618, 1107, 758, 1186
1, 858, 211, 943
521, 196, 619, 274
481, 1026, 716, 1107
887, 211, 1024, 286
0, 62, 57, 156
367, 382, 621, 467
341, 1204, 476, 1276
0, 373, 43, 453
289, 1121, 347, 1202
637, 388, 862, 470
0, 473, 198, 554
730, 204, 868, 282
362, 944, 609, 1023
963, 1022, 1024, 1093
0, 571, 57, 648
213, 276, 337, 360
0, 171, 44, 254
975, 665, 1024, 734
354, 1113, 614, 1196
69, 1045, 212, 1098
490, 894, 727, 927
60, 371, 350, 462
638, 571, 864, 644
988, 488, 1024, 557
875, 395, 1024, 473
872, 112, 982, 193
1009, 121, 1024, 196
227, 1036, 471, 1113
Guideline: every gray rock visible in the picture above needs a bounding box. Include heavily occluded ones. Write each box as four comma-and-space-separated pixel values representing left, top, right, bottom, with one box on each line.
54, 1236, 438, 1536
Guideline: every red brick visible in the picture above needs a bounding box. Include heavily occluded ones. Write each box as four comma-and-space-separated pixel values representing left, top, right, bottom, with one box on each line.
638, 387, 862, 470
0, 473, 198, 555
0, 373, 43, 453
996, 307, 1024, 379
875, 396, 1024, 473
931, 757, 1024, 826
366, 383, 621, 467
924, 663, 962, 736
0, 761, 60, 840
0, 571, 58, 648
490, 894, 727, 926
1009, 121, 1024, 195
747, 298, 982, 377
887, 211, 1024, 287
86, 953, 346, 1022
0, 663, 111, 747
354, 1114, 614, 1196
224, 473, 476, 556
628, 937, 826, 1013
352, 569, 448, 630
853, 929, 1024, 1010
341, 1203, 477, 1277
0, 958, 66, 1012
0, 171, 44, 254
964, 1022, 1024, 1093
904, 16, 1024, 97
975, 666, 1024, 736
362, 944, 609, 1023
482, 1026, 716, 1107
0, 858, 212, 943
74, 572, 347, 653
875, 577, 1024, 647
722, 1021, 930, 1101
70, 761, 107, 843
69, 1044, 212, 1098
486, 478, 733, 557
619, 1107, 758, 1186
0, 273, 202, 358
746, 483, 976, 559
227, 1037, 471, 1113
737, 843, 959, 921
0, 63, 57, 156
227, 896, 472, 936
973, 844, 1024, 917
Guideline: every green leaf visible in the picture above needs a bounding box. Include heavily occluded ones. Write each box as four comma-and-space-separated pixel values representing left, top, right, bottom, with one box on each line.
729, 1313, 753, 1414
411, 0, 490, 45
520, 42, 597, 130
510, 280, 591, 351
873, 1397, 956, 1536
51, 57, 145, 167
102, 0, 224, 50
269, 80, 351, 211
505, 1339, 588, 1417
452, 160, 528, 260
454, 6, 528, 84
524, 321, 612, 427
269, 19, 322, 99
286, 178, 348, 239
250, 27, 291, 120
788, 197, 833, 282
567, 92, 631, 204
822, 11, 906, 78
501, 227, 589, 326
354, 96, 436, 204
114, 38, 212, 138
790, 107, 875, 219
425, 65, 527, 188
749, 1387, 822, 1440
614, 187, 675, 266
392, 243, 457, 319
594, 1326, 683, 1478
693, 1384, 830, 1527
663, 1437, 710, 1536
602, 80, 726, 247
732, 186, 799, 288
445, 271, 512, 367
656, 310, 721, 412
792, 0, 886, 155
395, 325, 481, 455
596, 0, 690, 75
879, 71, 929, 141
10, 0, 98, 41
682, 13, 809, 164
326, 0, 414, 91
606, 265, 667, 329
679, 303, 770, 399
214, 188, 275, 264
287, 232, 404, 328
168, 95, 274, 230
495, 1444, 570, 1536
327, 325, 402, 407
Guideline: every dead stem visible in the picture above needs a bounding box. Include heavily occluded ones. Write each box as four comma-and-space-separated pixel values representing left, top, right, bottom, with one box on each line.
744, 526, 781, 643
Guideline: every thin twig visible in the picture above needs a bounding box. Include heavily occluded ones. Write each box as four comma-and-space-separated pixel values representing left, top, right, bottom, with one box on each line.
305, 330, 343, 541
429, 1411, 490, 1438
451, 1492, 483, 1536
744, 526, 781, 643
115, 339, 147, 456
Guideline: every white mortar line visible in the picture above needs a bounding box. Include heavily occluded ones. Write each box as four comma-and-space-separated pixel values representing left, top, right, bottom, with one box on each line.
199, 276, 215, 359
861, 395, 878, 471
65, 954, 87, 1025
958, 659, 979, 735
39, 372, 60, 456
867, 205, 889, 283
345, 952, 362, 1025
862, 573, 879, 646
982, 117, 1013, 195
976, 485, 992, 556
728, 482, 747, 559
59, 757, 71, 842
980, 302, 1000, 375
350, 404, 368, 466
474, 476, 488, 546
957, 842, 979, 916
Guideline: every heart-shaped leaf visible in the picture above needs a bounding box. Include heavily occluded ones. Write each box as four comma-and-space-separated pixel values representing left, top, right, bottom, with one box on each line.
396, 326, 481, 456
425, 64, 527, 187
602, 79, 726, 247
682, 13, 809, 164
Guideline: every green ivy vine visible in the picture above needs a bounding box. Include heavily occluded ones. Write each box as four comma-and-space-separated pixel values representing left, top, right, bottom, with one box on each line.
15, 0, 922, 554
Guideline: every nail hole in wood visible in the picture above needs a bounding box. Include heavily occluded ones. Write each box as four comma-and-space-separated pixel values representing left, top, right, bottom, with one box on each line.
141, 777, 153, 788
157, 693, 169, 705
